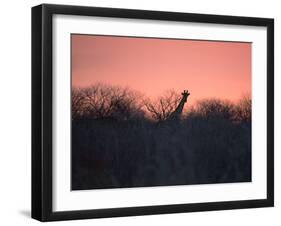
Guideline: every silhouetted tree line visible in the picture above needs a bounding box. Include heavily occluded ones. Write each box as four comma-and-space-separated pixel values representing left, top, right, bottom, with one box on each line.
71, 83, 251, 190
72, 83, 251, 123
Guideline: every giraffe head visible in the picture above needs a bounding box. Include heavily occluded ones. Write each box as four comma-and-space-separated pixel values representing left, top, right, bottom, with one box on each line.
181, 90, 190, 103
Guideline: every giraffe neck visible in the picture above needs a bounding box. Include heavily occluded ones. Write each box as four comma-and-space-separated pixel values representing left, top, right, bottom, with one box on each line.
168, 98, 187, 120
174, 99, 186, 115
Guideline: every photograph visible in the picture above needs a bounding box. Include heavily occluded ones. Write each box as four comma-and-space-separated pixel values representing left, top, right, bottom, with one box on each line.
71, 34, 252, 190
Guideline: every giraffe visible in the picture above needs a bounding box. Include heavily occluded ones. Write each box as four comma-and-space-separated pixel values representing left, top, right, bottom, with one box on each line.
167, 90, 190, 120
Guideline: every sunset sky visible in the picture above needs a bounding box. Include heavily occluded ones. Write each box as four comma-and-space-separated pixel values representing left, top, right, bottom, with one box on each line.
71, 34, 251, 105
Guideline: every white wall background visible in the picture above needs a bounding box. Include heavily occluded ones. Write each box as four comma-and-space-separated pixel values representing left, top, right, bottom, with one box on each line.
0, 0, 279, 225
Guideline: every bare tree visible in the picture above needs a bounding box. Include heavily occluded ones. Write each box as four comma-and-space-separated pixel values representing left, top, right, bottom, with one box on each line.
82, 83, 114, 118
191, 98, 235, 120
72, 87, 86, 120
145, 90, 181, 121
234, 94, 252, 122
72, 83, 145, 120
187, 95, 252, 123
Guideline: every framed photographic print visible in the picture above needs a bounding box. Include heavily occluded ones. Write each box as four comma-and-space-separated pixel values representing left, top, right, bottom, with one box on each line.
32, 4, 274, 221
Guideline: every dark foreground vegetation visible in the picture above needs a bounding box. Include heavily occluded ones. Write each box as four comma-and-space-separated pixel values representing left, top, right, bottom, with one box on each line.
72, 84, 251, 190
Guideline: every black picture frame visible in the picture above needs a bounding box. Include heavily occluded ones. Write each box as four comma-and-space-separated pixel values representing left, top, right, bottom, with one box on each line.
32, 3, 274, 222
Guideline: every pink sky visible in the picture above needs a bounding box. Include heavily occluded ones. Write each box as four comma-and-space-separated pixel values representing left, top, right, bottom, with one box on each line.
72, 34, 251, 105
